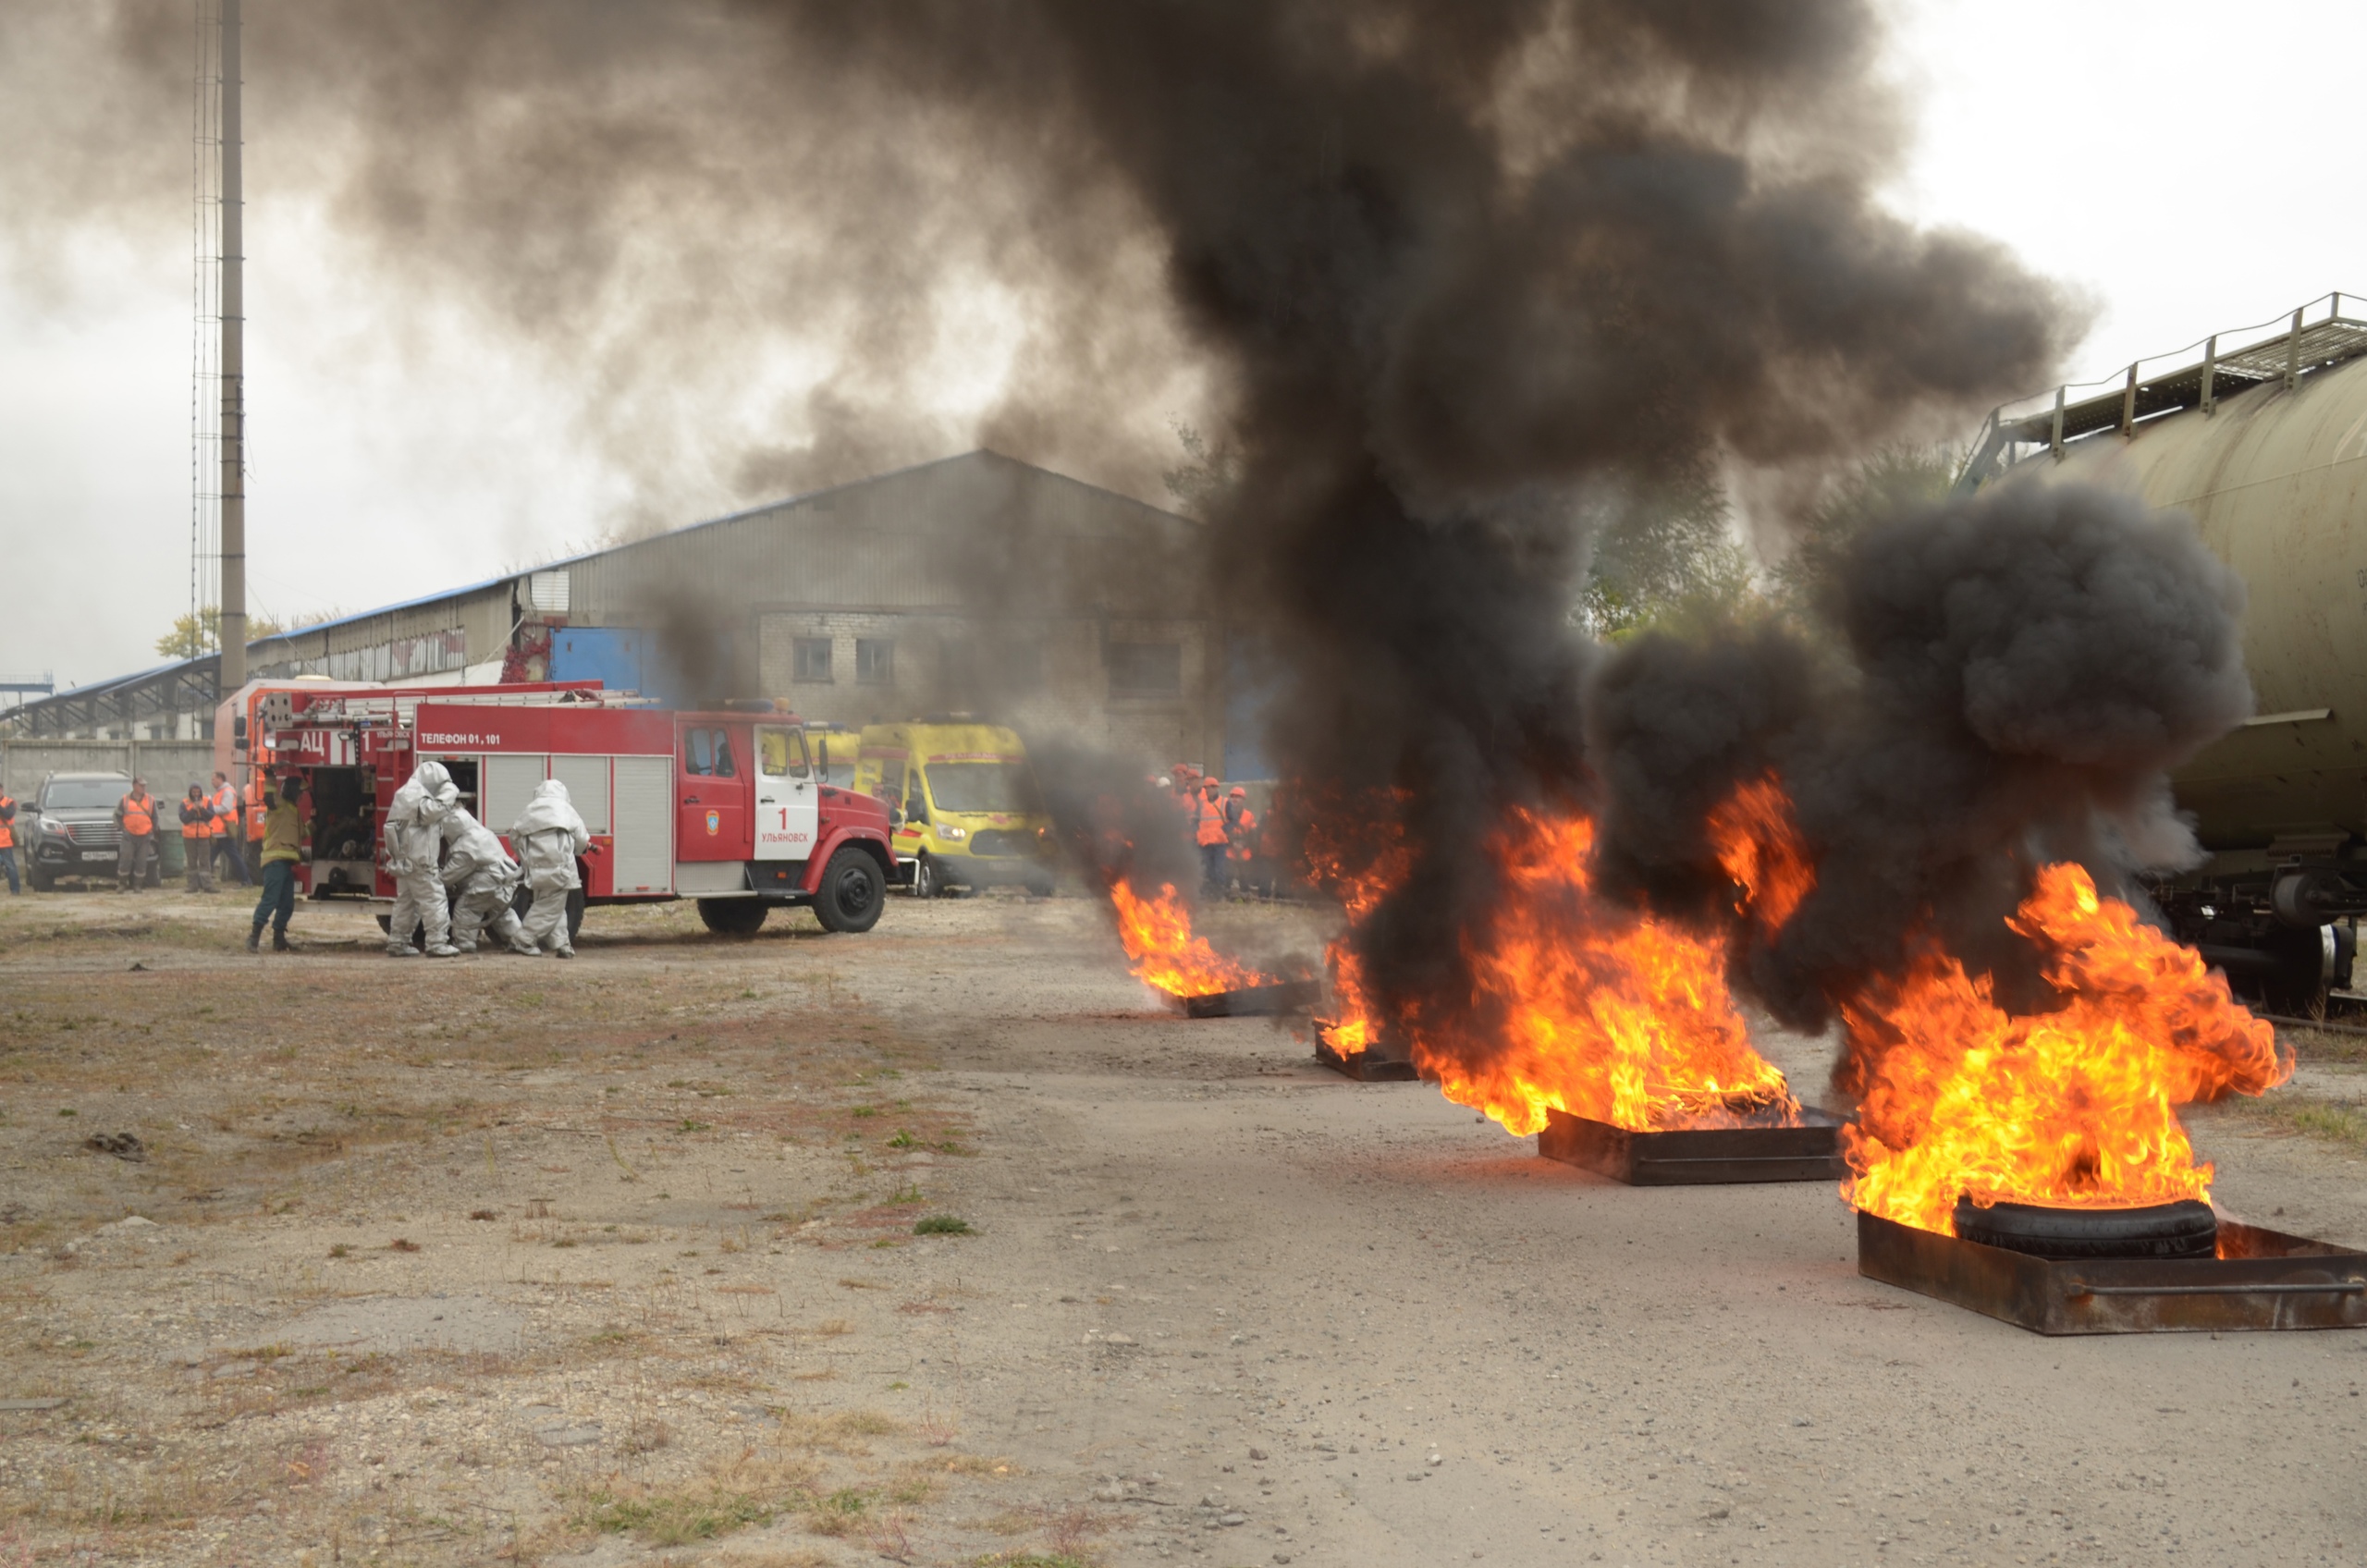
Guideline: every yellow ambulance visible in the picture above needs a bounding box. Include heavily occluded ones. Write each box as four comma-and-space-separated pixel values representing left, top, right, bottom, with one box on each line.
852, 721, 1059, 898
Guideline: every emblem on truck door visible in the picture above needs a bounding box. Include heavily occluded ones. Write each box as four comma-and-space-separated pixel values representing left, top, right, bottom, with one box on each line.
705, 810, 720, 836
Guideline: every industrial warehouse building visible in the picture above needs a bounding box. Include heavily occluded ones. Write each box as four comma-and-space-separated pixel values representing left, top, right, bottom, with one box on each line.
4, 451, 1263, 790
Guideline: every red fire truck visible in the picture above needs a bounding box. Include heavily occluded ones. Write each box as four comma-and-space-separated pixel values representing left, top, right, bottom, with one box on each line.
223, 681, 894, 939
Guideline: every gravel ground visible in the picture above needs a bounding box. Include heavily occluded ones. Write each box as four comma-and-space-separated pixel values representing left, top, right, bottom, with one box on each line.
2, 883, 2363, 1566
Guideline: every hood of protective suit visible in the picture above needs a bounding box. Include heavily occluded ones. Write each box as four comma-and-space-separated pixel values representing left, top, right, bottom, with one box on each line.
388, 759, 460, 825
440, 806, 516, 879
512, 778, 588, 840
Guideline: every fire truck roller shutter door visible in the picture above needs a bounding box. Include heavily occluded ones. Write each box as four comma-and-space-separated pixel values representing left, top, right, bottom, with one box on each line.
609, 756, 674, 895
550, 754, 611, 835
482, 754, 550, 840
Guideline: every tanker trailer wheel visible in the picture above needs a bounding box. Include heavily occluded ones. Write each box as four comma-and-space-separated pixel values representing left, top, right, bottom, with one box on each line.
1952, 1196, 2218, 1261
813, 847, 886, 934
696, 898, 769, 937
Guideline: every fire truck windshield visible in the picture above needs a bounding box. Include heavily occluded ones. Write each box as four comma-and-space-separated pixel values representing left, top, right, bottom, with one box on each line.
925, 761, 1041, 815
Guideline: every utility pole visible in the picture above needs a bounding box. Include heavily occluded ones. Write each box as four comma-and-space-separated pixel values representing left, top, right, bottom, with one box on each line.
217, 0, 246, 694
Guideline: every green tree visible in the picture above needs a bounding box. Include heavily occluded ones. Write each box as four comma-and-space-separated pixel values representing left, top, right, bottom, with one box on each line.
1161, 423, 1241, 518
1578, 466, 1758, 637
1774, 444, 1960, 619
156, 606, 287, 659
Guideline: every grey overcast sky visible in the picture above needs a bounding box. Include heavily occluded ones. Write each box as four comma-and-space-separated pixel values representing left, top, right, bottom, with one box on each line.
2, 0, 2358, 694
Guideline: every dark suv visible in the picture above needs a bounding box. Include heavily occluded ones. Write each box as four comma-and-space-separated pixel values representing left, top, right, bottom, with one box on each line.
25, 772, 135, 891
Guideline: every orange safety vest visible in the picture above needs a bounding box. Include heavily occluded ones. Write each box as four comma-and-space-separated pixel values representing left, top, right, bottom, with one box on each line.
179, 797, 210, 839
210, 784, 237, 838
1227, 803, 1257, 861
119, 791, 155, 837
1194, 793, 1230, 848
0, 792, 14, 850
244, 777, 267, 840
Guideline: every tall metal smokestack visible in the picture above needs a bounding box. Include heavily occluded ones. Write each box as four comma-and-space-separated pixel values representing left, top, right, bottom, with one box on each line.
216, 0, 245, 695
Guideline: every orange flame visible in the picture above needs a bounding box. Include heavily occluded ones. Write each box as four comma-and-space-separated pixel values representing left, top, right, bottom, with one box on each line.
1844, 862, 2290, 1234
1302, 793, 1413, 1057
1427, 806, 1797, 1133
1709, 773, 1814, 932
1108, 877, 1265, 998
1304, 783, 1799, 1127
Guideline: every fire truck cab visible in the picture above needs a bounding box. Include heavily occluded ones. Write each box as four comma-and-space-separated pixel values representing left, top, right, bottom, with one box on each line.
243, 683, 895, 939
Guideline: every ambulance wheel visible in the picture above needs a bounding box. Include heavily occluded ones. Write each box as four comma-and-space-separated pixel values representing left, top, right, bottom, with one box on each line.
912, 853, 941, 900
814, 847, 886, 934
697, 898, 769, 937
1024, 873, 1056, 899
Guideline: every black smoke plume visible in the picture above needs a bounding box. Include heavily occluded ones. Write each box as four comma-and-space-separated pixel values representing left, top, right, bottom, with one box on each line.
1588, 480, 2253, 1051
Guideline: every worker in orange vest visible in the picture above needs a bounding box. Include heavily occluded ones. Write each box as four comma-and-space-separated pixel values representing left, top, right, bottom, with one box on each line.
1171, 764, 1201, 816
1224, 785, 1262, 898
115, 778, 159, 892
178, 785, 217, 892
210, 771, 249, 887
1193, 776, 1231, 894
0, 785, 18, 895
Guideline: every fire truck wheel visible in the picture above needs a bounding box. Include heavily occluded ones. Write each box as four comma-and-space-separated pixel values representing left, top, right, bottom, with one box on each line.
814, 847, 887, 934
696, 898, 769, 937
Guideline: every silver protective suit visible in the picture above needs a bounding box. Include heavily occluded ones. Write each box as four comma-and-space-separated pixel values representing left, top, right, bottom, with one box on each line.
510, 778, 590, 956
383, 760, 460, 955
440, 806, 532, 954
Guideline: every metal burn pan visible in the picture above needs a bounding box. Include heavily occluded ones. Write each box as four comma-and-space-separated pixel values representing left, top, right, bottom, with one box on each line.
1176, 979, 1321, 1020
1536, 1106, 1847, 1185
1857, 1209, 2367, 1335
1312, 1036, 1421, 1081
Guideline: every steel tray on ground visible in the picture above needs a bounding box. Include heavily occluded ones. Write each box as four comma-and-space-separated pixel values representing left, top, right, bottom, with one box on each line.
1175, 979, 1321, 1020
1312, 1037, 1421, 1081
1536, 1106, 1847, 1185
1856, 1208, 2367, 1335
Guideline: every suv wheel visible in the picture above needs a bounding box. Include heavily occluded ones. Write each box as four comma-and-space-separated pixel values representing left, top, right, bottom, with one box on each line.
31, 866, 55, 893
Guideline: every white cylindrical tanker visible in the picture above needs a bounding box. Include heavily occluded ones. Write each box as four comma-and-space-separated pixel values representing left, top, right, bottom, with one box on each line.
1968, 295, 2367, 1004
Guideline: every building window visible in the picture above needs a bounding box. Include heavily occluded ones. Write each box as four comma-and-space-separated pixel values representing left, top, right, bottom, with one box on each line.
1107, 641, 1182, 697
792, 637, 834, 683
856, 638, 895, 686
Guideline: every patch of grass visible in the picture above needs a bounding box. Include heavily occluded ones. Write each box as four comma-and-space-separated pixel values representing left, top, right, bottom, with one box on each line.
914, 1215, 972, 1236
982, 1555, 1097, 1568
804, 1487, 870, 1537
850, 1105, 879, 1119
888, 1182, 925, 1205
386, 1237, 421, 1253
887, 1129, 916, 1149
2276, 1100, 2367, 1147
679, 1119, 710, 1133
579, 1488, 778, 1546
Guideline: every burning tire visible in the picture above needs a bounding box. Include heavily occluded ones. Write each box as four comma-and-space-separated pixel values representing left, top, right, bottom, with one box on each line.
813, 846, 886, 934
696, 898, 768, 937
1953, 1196, 2217, 1261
